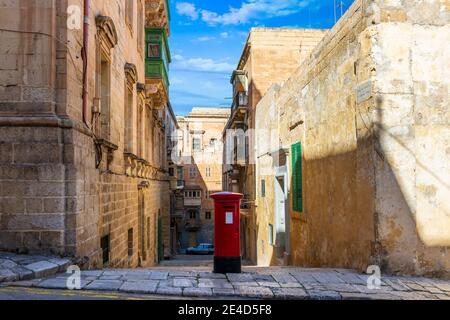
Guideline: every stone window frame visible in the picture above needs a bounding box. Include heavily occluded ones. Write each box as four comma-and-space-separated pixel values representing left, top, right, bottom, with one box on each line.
125, 0, 134, 35
94, 16, 118, 141
136, 83, 146, 158
124, 63, 138, 154
137, 0, 144, 56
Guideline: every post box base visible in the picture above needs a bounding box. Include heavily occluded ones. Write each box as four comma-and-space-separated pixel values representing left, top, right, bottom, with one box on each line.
214, 256, 241, 273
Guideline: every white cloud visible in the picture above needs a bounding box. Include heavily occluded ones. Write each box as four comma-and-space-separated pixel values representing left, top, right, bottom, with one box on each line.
199, 0, 314, 26
193, 36, 216, 42
220, 32, 229, 38
176, 2, 199, 20
173, 54, 234, 73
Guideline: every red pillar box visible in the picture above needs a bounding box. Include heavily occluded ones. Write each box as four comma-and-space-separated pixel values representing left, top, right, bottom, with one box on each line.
211, 192, 243, 273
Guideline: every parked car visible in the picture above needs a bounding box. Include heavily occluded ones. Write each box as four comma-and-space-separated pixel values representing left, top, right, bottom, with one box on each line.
186, 243, 214, 255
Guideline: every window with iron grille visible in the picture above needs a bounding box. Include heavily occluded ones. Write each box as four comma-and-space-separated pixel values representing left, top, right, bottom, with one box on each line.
128, 228, 133, 257
101, 234, 110, 265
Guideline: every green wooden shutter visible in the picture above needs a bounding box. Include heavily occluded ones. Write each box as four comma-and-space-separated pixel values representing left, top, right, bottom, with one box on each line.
291, 142, 303, 212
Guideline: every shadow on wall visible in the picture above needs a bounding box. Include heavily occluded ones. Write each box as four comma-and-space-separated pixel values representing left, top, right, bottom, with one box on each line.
285, 96, 449, 278
372, 96, 450, 277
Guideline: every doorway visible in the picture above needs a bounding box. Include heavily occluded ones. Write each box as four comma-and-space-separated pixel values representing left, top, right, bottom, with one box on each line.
275, 167, 288, 263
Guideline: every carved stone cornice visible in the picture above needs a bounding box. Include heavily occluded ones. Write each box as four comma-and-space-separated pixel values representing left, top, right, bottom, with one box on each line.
96, 16, 118, 52
145, 0, 170, 35
145, 82, 168, 109
137, 82, 146, 98
125, 63, 138, 87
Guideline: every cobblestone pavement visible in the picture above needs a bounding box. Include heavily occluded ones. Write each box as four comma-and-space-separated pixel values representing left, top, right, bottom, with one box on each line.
5, 265, 450, 300
0, 252, 71, 283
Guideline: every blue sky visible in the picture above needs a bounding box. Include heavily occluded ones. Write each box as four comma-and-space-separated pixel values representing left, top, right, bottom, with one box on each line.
168, 0, 353, 116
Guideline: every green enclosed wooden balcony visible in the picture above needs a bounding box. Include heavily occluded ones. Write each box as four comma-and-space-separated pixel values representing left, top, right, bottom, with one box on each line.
145, 28, 171, 106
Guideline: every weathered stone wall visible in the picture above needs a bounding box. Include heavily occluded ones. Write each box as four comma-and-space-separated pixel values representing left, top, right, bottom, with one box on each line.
369, 0, 450, 276
0, 0, 170, 268
254, 0, 450, 276
233, 28, 327, 263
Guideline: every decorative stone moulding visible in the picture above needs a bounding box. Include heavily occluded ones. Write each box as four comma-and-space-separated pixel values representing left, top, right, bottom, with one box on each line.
145, 82, 167, 109
96, 16, 118, 51
124, 152, 139, 177
95, 138, 118, 170
125, 63, 138, 89
145, 0, 170, 35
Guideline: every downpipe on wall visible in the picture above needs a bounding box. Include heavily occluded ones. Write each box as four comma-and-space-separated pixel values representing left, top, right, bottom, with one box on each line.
82, 0, 90, 127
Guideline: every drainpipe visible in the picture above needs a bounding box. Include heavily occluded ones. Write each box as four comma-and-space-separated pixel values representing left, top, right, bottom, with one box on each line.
82, 0, 90, 126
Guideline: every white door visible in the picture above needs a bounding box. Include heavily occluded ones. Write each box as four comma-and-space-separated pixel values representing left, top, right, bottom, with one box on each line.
274, 174, 286, 258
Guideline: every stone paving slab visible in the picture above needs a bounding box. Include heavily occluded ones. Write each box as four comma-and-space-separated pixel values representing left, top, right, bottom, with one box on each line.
120, 280, 158, 294
5, 264, 450, 300
0, 252, 72, 283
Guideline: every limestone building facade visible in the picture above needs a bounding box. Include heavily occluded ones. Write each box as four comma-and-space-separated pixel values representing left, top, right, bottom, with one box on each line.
175, 108, 230, 250
0, 0, 175, 267
253, 0, 450, 277
222, 28, 327, 262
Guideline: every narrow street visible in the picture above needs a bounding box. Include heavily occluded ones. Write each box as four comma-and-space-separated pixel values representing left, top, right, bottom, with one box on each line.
0, 0, 449, 304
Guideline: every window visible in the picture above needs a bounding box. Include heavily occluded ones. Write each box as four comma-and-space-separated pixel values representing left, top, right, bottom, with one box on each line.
209, 139, 217, 147
177, 167, 183, 179
95, 16, 117, 139
169, 167, 174, 177
147, 43, 160, 58
146, 217, 151, 249
124, 86, 134, 152
125, 0, 134, 32
261, 179, 266, 197
193, 138, 201, 152
292, 142, 303, 212
100, 57, 111, 139
100, 234, 110, 265
205, 212, 212, 220
137, 0, 144, 52
128, 228, 133, 257
189, 211, 197, 219
137, 100, 144, 157
206, 167, 211, 177
189, 167, 196, 178
268, 224, 274, 245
